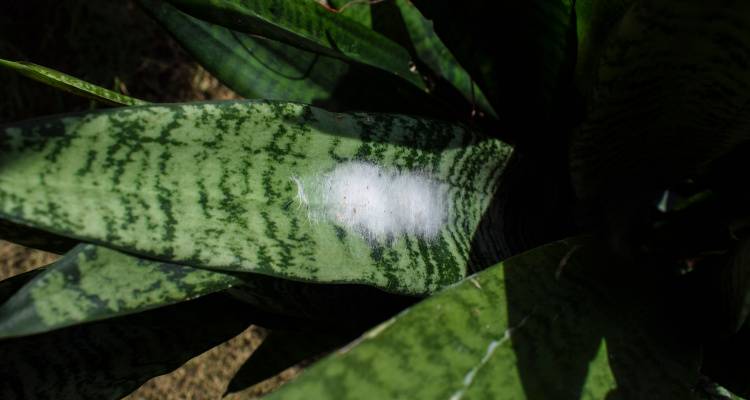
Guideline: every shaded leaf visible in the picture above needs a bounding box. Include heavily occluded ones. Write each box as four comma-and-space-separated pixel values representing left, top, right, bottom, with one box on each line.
228, 275, 416, 326
573, 0, 635, 96
0, 219, 77, 254
412, 0, 577, 143
0, 58, 148, 107
226, 328, 358, 394
0, 293, 252, 400
0, 100, 512, 295
325, 0, 496, 119
0, 269, 43, 304
393, 0, 496, 118
140, 0, 444, 117
703, 321, 750, 399
569, 0, 750, 256
267, 237, 702, 399
0, 243, 242, 338
166, 0, 425, 90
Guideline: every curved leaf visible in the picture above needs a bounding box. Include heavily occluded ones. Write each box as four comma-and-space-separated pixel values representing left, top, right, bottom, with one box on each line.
0, 293, 252, 400
324, 0, 496, 118
141, 0, 345, 102
393, 0, 496, 118
0, 243, 241, 339
0, 58, 148, 107
0, 100, 512, 295
166, 0, 425, 90
140, 0, 440, 117
267, 237, 702, 399
411, 0, 576, 141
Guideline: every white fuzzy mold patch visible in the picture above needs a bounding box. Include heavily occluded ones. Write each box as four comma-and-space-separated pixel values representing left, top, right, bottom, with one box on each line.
293, 162, 449, 241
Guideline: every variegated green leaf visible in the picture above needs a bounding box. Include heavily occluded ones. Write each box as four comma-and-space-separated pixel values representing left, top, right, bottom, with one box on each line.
0, 100, 512, 295
267, 237, 702, 399
0, 243, 241, 339
0, 58, 148, 107
141, 0, 438, 116
166, 0, 426, 90
320, 0, 497, 118
141, 0, 345, 102
393, 0, 496, 118
0, 293, 252, 400
325, 0, 496, 118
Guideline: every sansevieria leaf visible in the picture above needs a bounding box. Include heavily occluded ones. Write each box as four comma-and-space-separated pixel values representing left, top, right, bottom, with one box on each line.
166, 0, 426, 90
141, 0, 346, 103
0, 243, 241, 338
0, 100, 511, 295
141, 0, 438, 116
268, 237, 702, 399
394, 0, 497, 118
323, 0, 497, 118
0, 58, 148, 107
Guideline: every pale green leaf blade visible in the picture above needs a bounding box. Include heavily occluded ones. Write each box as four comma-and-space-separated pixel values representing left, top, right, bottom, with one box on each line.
0, 243, 242, 338
0, 293, 252, 400
166, 0, 426, 90
267, 237, 702, 399
0, 58, 148, 107
0, 100, 512, 295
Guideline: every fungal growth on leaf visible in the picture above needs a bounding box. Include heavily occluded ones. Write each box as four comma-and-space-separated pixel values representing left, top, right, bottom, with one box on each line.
293, 162, 449, 241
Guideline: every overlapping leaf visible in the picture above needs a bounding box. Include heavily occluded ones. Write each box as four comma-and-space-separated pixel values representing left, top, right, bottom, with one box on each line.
166, 0, 425, 90
0, 100, 512, 295
0, 58, 148, 107
326, 0, 496, 118
412, 0, 576, 139
140, 0, 439, 116
0, 243, 242, 338
141, 0, 346, 103
267, 237, 702, 399
394, 0, 496, 118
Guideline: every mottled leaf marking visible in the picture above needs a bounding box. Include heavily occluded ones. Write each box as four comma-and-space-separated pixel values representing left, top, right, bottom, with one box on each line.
267, 237, 702, 400
0, 244, 241, 338
0, 100, 511, 295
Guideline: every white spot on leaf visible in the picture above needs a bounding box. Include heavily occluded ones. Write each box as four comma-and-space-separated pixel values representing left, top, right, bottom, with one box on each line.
293, 161, 448, 241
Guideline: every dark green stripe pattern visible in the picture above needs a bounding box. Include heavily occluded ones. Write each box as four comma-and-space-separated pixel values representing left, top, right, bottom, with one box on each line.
0, 100, 511, 295
0, 243, 241, 339
166, 0, 426, 90
140, 0, 349, 104
267, 237, 702, 399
